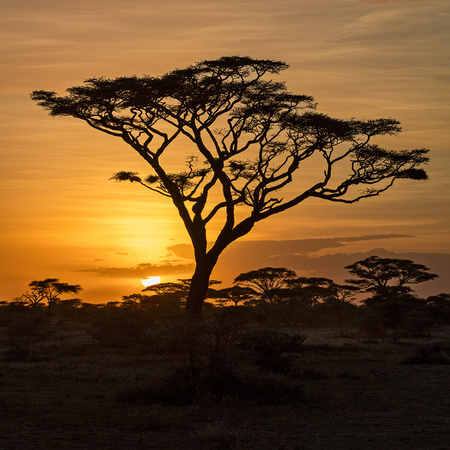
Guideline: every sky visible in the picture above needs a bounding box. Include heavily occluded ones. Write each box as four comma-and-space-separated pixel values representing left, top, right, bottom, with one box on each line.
1, 0, 449, 303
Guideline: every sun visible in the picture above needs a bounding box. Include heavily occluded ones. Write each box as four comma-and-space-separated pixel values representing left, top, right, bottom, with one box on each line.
141, 276, 161, 287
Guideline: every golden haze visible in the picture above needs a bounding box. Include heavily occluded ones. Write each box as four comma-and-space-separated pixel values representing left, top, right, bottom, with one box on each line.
1, 0, 449, 302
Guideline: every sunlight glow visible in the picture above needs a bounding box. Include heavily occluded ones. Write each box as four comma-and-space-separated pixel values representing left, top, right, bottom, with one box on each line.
141, 276, 161, 287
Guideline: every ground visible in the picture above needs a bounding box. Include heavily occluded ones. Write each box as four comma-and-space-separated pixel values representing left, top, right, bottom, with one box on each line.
0, 322, 449, 449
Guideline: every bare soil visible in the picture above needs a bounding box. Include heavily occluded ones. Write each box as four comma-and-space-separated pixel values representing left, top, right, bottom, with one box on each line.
1, 324, 449, 449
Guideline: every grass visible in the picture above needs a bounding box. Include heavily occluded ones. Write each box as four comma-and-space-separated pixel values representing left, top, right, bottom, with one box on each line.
0, 322, 449, 449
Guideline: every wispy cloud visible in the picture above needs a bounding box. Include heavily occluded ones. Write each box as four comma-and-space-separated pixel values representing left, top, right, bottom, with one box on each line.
75, 262, 194, 278
167, 234, 414, 260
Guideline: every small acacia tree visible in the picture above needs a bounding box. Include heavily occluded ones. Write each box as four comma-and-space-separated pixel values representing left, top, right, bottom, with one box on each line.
22, 278, 82, 313
209, 285, 256, 307
32, 56, 430, 320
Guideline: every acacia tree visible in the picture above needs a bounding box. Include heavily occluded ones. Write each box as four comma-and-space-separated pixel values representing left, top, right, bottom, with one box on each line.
209, 285, 256, 307
426, 293, 450, 324
345, 256, 437, 341
22, 278, 82, 317
345, 256, 437, 299
285, 276, 336, 307
319, 282, 358, 337
31, 56, 430, 320
234, 267, 297, 303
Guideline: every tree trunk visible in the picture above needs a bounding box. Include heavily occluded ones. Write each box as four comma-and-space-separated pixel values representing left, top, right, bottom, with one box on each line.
185, 256, 217, 321
184, 220, 255, 321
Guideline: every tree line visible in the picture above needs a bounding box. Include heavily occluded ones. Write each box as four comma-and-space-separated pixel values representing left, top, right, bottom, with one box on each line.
2, 255, 448, 344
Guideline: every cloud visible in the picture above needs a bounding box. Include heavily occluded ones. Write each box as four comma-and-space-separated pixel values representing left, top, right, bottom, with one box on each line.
82, 235, 413, 281
167, 234, 414, 260
75, 262, 194, 278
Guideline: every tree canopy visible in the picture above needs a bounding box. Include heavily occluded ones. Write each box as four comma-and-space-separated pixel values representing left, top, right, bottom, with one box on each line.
345, 256, 438, 297
234, 267, 297, 303
21, 278, 82, 317
31, 56, 430, 320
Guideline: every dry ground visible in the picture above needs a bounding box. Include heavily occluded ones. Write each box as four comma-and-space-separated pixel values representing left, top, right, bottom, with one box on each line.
0, 323, 449, 449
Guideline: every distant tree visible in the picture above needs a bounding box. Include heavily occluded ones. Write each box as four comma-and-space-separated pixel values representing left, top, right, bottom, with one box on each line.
142, 280, 190, 315
345, 256, 437, 298
234, 267, 297, 303
105, 301, 121, 308
22, 278, 82, 317
208, 285, 256, 307
258, 276, 334, 326
285, 276, 335, 307
121, 293, 153, 309
345, 256, 437, 341
20, 290, 45, 308
319, 283, 358, 337
426, 293, 450, 324
141, 279, 220, 315
142, 279, 192, 298
262, 277, 352, 326
266, 294, 307, 327
32, 56, 430, 320
54, 298, 82, 321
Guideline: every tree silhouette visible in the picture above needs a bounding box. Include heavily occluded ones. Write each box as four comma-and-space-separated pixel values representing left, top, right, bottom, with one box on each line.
234, 267, 297, 303
319, 282, 358, 337
120, 293, 152, 310
285, 276, 335, 307
141, 280, 190, 314
32, 56, 430, 320
345, 256, 437, 341
22, 278, 82, 317
345, 256, 437, 298
141, 278, 220, 314
208, 285, 256, 307
426, 293, 450, 324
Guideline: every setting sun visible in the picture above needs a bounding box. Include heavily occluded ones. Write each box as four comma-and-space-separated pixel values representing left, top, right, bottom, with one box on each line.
141, 276, 161, 287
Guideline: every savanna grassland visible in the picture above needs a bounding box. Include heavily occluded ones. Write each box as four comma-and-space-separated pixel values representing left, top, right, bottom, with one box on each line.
1, 309, 449, 450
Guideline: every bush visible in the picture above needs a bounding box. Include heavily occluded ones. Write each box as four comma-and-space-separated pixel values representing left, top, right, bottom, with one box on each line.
239, 329, 306, 373
118, 364, 303, 405
402, 307, 433, 337
90, 310, 153, 347
402, 345, 450, 365
118, 321, 305, 405
2, 308, 48, 361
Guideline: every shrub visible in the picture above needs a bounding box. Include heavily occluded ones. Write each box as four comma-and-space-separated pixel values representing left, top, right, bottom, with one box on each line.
239, 330, 306, 373
402, 307, 433, 337
90, 310, 153, 347
118, 321, 305, 405
402, 345, 450, 365
2, 308, 48, 360
118, 364, 303, 405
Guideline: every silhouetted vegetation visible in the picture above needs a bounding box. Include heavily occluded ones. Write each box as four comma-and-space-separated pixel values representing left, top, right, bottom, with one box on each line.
1, 255, 448, 449
346, 256, 438, 342
2, 255, 444, 356
402, 345, 450, 365
32, 56, 430, 320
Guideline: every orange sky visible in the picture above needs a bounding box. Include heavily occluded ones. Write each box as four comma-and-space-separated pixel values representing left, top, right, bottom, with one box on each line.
1, 0, 449, 302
